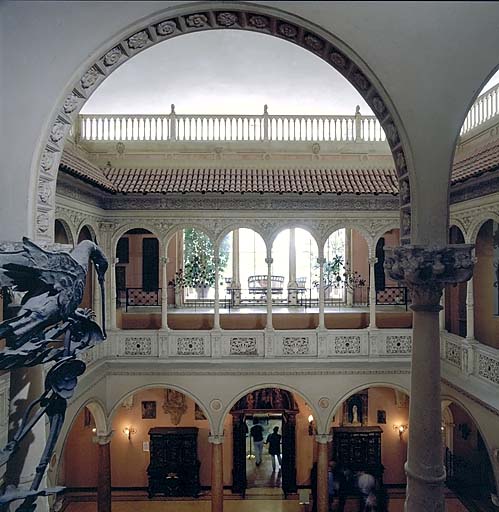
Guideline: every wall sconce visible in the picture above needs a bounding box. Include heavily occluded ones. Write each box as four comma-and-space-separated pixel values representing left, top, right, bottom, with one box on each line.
123, 426, 136, 440
393, 424, 408, 438
308, 414, 316, 436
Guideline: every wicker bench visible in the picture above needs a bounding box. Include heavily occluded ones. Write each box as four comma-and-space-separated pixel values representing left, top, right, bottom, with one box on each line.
248, 275, 285, 295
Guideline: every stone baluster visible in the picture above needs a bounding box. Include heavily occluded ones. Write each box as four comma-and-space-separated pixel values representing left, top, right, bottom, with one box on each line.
160, 256, 169, 330
266, 253, 273, 330
93, 269, 102, 326
169, 104, 176, 141
232, 230, 241, 306
385, 244, 474, 512
214, 256, 221, 329
317, 254, 326, 329
355, 105, 362, 141
288, 228, 298, 306
368, 256, 377, 329
466, 276, 475, 341
93, 432, 113, 512
263, 104, 269, 142
209, 435, 224, 512
315, 434, 332, 512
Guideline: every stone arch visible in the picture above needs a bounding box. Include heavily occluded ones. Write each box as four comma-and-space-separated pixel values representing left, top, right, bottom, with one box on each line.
108, 383, 214, 435
372, 221, 401, 249
448, 219, 468, 242
214, 222, 268, 253
468, 213, 499, 245
76, 222, 98, 243
268, 222, 321, 251
112, 223, 164, 251
54, 217, 75, 246
323, 222, 375, 255
32, 2, 412, 244
164, 222, 215, 250
326, 381, 410, 427
219, 382, 320, 435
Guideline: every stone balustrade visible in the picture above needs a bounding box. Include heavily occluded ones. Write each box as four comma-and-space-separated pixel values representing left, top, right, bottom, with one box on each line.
461, 82, 499, 136
77, 105, 386, 143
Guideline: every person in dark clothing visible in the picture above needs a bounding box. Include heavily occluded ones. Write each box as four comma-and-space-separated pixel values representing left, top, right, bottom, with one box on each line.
265, 426, 282, 471
310, 462, 318, 512
250, 418, 264, 466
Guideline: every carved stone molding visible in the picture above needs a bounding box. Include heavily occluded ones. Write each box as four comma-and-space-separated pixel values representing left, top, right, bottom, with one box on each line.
208, 434, 225, 444
315, 434, 333, 444
384, 245, 474, 309
34, 3, 410, 242
92, 431, 114, 445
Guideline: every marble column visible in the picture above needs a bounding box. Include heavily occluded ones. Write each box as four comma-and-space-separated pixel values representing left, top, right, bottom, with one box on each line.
93, 269, 102, 326
315, 434, 332, 512
465, 277, 475, 341
345, 229, 354, 306
232, 230, 241, 306
384, 245, 474, 512
93, 432, 113, 512
161, 256, 169, 330
110, 257, 118, 330
439, 294, 446, 331
288, 228, 298, 305
368, 256, 377, 329
317, 255, 326, 329
209, 435, 224, 512
265, 254, 273, 329
214, 256, 220, 329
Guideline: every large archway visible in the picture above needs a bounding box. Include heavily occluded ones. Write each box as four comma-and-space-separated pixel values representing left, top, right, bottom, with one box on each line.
33, 3, 411, 246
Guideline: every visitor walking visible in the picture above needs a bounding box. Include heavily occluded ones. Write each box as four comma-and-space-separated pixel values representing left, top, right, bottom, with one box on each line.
250, 418, 264, 466
265, 426, 282, 471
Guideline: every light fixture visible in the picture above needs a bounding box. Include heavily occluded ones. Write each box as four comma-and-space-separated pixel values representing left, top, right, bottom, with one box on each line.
308, 414, 315, 436
393, 424, 408, 438
123, 426, 136, 440
92, 427, 97, 434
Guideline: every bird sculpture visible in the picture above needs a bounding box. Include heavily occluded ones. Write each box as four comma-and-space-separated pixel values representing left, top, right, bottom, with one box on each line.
0, 237, 107, 366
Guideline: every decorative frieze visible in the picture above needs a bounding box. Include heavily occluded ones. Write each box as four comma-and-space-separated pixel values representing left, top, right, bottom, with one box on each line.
177, 337, 206, 356
123, 336, 152, 356
229, 337, 258, 356
282, 336, 310, 355
444, 340, 462, 368
478, 354, 499, 385
333, 335, 361, 354
386, 335, 412, 355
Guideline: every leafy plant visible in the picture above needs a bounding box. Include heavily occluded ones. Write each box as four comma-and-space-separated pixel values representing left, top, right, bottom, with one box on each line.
312, 255, 366, 291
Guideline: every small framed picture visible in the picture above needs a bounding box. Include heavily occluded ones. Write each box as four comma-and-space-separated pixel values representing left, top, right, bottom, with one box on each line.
142, 401, 156, 419
377, 410, 386, 424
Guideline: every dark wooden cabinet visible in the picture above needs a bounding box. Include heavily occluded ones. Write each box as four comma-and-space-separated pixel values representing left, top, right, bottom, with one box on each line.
332, 426, 384, 482
147, 427, 201, 498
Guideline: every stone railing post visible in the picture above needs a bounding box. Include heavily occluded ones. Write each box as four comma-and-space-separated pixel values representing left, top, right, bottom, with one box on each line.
385, 244, 474, 512
93, 432, 113, 512
263, 104, 269, 142
208, 435, 224, 512
355, 105, 362, 142
169, 104, 177, 141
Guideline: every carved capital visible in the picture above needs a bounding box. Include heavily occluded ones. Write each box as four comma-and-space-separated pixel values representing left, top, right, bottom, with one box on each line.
316, 257, 326, 265
315, 434, 333, 444
368, 257, 378, 265
384, 245, 474, 310
160, 256, 169, 265
93, 431, 114, 445
208, 434, 225, 445
265, 257, 273, 265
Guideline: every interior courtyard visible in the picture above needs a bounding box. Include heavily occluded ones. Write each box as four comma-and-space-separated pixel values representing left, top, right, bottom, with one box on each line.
1, 2, 499, 512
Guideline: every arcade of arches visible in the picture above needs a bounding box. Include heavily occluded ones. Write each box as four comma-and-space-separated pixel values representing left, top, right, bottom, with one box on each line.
2, 3, 499, 512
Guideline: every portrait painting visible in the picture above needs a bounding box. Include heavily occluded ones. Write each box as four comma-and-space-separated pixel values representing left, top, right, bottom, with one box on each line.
377, 410, 386, 424
142, 400, 157, 419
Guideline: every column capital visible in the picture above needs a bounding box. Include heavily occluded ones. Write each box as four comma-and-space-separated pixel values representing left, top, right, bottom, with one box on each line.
93, 431, 114, 445
368, 256, 378, 265
316, 257, 326, 265
208, 434, 225, 445
160, 256, 170, 265
265, 257, 273, 265
315, 434, 333, 444
112, 257, 119, 266
385, 245, 474, 310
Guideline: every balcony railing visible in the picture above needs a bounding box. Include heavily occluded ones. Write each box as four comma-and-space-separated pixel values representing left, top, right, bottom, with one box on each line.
460, 82, 499, 136
77, 105, 386, 143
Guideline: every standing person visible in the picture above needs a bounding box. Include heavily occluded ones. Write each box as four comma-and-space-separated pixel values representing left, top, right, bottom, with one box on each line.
250, 418, 264, 466
265, 426, 282, 472
357, 470, 376, 510
327, 461, 336, 510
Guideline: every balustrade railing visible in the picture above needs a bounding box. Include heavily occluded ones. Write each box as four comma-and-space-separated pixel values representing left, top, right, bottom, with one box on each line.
461, 82, 499, 135
77, 105, 386, 143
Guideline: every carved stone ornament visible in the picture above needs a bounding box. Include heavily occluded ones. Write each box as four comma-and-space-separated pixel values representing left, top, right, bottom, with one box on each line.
216, 12, 238, 26
385, 122, 399, 146
248, 15, 269, 29
395, 150, 407, 175
36, 213, 50, 233
318, 397, 330, 409
384, 245, 474, 308
185, 14, 208, 28
63, 94, 80, 114
399, 179, 410, 204
38, 181, 52, 205
103, 47, 122, 67
278, 23, 298, 38
80, 67, 100, 89
304, 34, 324, 51
353, 72, 370, 91
156, 20, 177, 36
210, 399, 222, 411
50, 123, 66, 143
330, 51, 347, 69
371, 96, 386, 116
40, 150, 55, 173
128, 31, 149, 49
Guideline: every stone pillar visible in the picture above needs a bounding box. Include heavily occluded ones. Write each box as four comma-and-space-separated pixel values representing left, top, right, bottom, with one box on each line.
265, 254, 273, 329
110, 257, 118, 330
93, 270, 102, 326
439, 294, 446, 331
345, 228, 354, 306
315, 434, 332, 512
368, 256, 377, 329
384, 245, 474, 512
161, 256, 169, 330
209, 435, 224, 512
214, 256, 221, 329
466, 277, 475, 341
317, 255, 326, 329
93, 432, 113, 512
288, 228, 298, 305
232, 230, 241, 306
